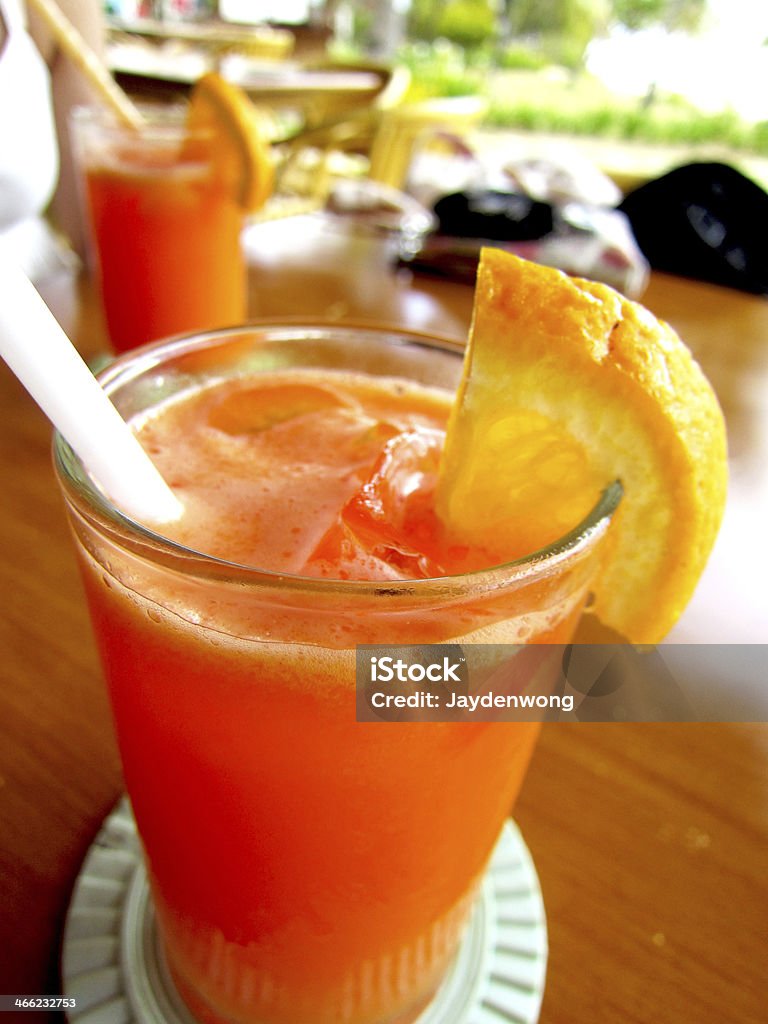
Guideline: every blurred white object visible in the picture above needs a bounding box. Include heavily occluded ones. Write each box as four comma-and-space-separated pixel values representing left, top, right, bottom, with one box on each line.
327, 178, 436, 240
407, 148, 486, 210
536, 203, 650, 297
502, 153, 623, 208
0, 216, 78, 283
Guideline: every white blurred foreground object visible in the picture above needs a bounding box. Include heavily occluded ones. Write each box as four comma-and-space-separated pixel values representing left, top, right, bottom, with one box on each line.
0, 262, 182, 523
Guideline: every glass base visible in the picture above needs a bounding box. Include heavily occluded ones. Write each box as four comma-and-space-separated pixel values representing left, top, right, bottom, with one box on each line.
62, 799, 547, 1024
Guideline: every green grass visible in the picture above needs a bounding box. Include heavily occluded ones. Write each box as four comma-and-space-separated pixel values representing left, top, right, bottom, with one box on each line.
399, 53, 768, 157
484, 71, 766, 152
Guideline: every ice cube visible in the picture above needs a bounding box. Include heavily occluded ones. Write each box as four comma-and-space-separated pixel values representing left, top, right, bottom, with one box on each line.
302, 518, 408, 581
304, 427, 447, 581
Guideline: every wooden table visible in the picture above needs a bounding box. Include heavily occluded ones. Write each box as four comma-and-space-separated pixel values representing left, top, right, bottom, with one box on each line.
1, 234, 767, 1020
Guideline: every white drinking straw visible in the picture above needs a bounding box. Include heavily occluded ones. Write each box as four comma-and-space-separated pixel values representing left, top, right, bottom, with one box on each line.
0, 262, 183, 524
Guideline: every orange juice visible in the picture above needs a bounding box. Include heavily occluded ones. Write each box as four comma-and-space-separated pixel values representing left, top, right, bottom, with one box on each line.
56, 326, 617, 1024
74, 108, 246, 354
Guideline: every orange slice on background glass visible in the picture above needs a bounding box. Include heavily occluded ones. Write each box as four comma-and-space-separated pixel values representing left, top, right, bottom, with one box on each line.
185, 72, 274, 212
436, 248, 728, 644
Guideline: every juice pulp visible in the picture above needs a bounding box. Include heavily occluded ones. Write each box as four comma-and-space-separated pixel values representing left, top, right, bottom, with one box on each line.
70, 348, 597, 1024
83, 135, 246, 353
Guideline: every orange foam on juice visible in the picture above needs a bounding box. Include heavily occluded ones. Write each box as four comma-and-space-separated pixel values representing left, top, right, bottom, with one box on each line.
136, 371, 514, 581
78, 368, 588, 1024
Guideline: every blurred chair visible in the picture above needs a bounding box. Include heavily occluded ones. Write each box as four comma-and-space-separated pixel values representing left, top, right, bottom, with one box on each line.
273, 62, 411, 197
297, 59, 411, 130
268, 61, 411, 142
276, 78, 487, 199
367, 95, 488, 190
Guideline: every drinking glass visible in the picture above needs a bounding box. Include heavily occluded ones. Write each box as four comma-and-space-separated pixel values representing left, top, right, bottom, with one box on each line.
72, 105, 247, 354
55, 324, 619, 1024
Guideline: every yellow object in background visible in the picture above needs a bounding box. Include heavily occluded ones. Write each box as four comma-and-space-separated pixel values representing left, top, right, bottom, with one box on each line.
368, 95, 487, 190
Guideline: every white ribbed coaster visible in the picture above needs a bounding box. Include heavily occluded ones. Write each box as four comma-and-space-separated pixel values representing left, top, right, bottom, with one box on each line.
62, 799, 548, 1024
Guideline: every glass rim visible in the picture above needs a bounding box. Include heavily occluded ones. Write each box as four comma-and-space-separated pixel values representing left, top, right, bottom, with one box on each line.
70, 101, 209, 142
54, 322, 623, 599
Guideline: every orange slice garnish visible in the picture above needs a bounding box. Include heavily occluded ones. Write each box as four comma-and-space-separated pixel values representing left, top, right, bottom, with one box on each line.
186, 72, 274, 212
436, 248, 728, 644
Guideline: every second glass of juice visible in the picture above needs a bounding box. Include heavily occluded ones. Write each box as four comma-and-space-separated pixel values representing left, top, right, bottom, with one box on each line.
55, 325, 619, 1024
72, 106, 247, 354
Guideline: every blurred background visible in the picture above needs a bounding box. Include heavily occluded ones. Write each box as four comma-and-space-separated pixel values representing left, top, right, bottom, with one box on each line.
102, 0, 768, 193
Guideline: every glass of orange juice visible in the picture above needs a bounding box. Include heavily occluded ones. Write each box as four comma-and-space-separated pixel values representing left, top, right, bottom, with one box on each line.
55, 324, 619, 1024
72, 106, 248, 354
